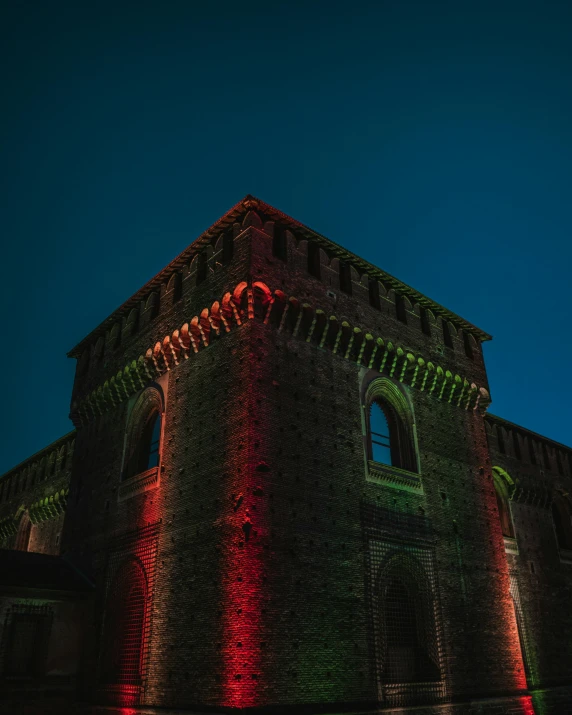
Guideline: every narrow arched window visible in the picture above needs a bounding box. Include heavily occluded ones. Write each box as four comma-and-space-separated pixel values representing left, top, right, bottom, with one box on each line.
147, 413, 161, 470
494, 482, 515, 538
307, 241, 321, 279
15, 513, 32, 552
124, 410, 162, 480
222, 231, 234, 264
365, 380, 418, 474
370, 402, 392, 466
552, 498, 572, 551
138, 412, 161, 475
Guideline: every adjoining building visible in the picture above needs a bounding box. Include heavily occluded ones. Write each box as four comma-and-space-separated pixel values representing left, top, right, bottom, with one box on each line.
1, 196, 571, 714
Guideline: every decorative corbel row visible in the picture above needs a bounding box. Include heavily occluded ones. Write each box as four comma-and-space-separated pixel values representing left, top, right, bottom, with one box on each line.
29, 489, 69, 524
71, 280, 490, 425
70, 282, 253, 425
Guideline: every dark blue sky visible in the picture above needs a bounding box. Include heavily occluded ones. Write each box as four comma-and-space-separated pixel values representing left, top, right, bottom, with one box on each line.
1, 1, 572, 473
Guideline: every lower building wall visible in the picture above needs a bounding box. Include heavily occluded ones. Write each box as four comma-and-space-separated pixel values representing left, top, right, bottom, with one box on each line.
0, 594, 90, 703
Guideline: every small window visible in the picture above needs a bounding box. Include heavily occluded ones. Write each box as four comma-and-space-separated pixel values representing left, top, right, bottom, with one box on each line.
307, 242, 321, 279
339, 262, 352, 295
396, 296, 407, 324
171, 272, 183, 303
197, 252, 208, 284
222, 231, 234, 264
272, 225, 287, 262
442, 321, 454, 349
497, 426, 506, 454
420, 308, 431, 336
463, 331, 474, 359
528, 439, 537, 465
126, 308, 139, 337
110, 323, 121, 350
368, 279, 381, 310
147, 292, 160, 320
541, 443, 550, 471
513, 433, 522, 460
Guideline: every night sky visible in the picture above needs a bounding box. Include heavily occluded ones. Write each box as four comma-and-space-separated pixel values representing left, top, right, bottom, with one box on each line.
2, 1, 572, 474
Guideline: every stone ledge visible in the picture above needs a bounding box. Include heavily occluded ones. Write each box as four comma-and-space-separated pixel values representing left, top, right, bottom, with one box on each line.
367, 460, 424, 494
118, 467, 159, 502
559, 547, 572, 565
504, 536, 519, 555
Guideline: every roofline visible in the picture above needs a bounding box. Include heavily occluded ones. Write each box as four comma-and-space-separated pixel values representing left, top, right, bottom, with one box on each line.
67, 194, 492, 357
486, 413, 572, 452
0, 430, 76, 481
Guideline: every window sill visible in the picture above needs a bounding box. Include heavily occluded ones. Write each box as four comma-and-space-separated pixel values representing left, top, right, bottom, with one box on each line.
504, 536, 519, 555
118, 467, 159, 502
367, 461, 423, 494
559, 548, 572, 565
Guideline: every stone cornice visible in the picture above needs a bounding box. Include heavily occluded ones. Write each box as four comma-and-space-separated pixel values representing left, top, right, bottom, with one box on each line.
71, 280, 490, 427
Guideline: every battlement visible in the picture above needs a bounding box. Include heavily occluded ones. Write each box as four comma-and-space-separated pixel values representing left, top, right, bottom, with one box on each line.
485, 413, 572, 478
67, 196, 491, 386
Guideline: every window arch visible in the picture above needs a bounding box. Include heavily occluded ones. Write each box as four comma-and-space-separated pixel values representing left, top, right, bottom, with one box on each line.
492, 467, 515, 539
376, 555, 441, 685
100, 558, 147, 686
15, 510, 32, 552
552, 496, 572, 551
365, 377, 418, 473
123, 387, 164, 481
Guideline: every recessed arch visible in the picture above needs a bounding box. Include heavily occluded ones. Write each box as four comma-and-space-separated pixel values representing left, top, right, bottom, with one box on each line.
492, 466, 515, 539
122, 386, 164, 482
363, 376, 418, 473
552, 494, 572, 551
100, 557, 148, 686
374, 552, 441, 685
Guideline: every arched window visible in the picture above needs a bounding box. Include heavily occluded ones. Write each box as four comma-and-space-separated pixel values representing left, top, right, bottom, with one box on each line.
101, 559, 147, 686
125, 411, 162, 480
377, 558, 440, 685
492, 467, 515, 539
365, 378, 417, 474
15, 512, 32, 552
123, 387, 164, 482
552, 497, 572, 551
494, 482, 515, 538
370, 403, 392, 466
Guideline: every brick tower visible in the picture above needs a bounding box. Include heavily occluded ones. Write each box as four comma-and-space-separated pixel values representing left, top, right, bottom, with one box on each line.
1, 196, 571, 714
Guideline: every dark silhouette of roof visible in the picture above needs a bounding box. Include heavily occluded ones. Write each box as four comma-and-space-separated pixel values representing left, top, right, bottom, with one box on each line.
0, 549, 94, 593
